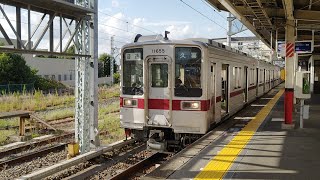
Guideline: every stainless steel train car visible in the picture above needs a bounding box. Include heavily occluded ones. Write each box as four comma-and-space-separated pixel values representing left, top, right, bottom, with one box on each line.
119, 35, 281, 152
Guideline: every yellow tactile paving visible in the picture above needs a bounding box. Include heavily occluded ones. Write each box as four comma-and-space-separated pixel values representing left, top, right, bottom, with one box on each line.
194, 89, 284, 180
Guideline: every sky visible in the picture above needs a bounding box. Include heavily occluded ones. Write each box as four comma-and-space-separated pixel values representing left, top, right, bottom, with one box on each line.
98, 0, 252, 55
0, 0, 253, 57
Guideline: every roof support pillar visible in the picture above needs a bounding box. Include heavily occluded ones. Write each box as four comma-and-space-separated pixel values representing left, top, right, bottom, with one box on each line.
284, 19, 296, 124
16, 7, 21, 49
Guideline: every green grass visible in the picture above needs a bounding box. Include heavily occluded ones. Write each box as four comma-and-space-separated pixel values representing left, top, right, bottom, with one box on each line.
0, 85, 120, 113
0, 130, 17, 146
42, 108, 74, 121
0, 90, 74, 112
98, 100, 124, 144
0, 118, 19, 128
98, 84, 120, 102
0, 85, 122, 145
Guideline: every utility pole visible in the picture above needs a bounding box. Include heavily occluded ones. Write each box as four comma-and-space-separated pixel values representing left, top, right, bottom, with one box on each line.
110, 36, 115, 84
227, 12, 233, 47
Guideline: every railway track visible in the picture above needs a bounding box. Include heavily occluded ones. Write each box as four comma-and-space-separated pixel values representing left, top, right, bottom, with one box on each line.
14, 138, 144, 180
110, 152, 169, 180
50, 142, 147, 180
0, 117, 74, 130
0, 143, 67, 170
0, 132, 73, 161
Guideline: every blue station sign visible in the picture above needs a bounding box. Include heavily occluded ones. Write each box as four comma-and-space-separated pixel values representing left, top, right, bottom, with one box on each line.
295, 41, 313, 53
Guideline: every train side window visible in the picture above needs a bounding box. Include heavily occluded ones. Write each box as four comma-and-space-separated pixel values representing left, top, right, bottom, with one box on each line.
237, 67, 242, 88
233, 67, 242, 89
249, 68, 254, 85
259, 69, 263, 84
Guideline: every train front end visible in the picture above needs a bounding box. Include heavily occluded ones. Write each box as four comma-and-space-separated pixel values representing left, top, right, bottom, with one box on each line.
120, 39, 208, 152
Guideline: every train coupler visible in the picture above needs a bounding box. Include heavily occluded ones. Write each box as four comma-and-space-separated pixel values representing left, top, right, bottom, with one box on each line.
147, 130, 167, 152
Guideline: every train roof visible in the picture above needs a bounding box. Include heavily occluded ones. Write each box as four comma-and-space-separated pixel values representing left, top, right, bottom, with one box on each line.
122, 35, 279, 68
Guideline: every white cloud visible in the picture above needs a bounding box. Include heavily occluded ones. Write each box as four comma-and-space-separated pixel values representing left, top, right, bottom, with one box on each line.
0, 7, 205, 57
165, 24, 196, 39
145, 21, 191, 27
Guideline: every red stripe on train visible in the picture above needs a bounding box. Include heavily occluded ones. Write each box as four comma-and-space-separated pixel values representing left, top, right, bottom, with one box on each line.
120, 97, 123, 107
216, 96, 221, 102
148, 99, 169, 110
230, 89, 244, 97
248, 85, 256, 91
121, 90, 245, 111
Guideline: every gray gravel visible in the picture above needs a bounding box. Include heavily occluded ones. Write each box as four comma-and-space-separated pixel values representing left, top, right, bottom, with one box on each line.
0, 150, 67, 180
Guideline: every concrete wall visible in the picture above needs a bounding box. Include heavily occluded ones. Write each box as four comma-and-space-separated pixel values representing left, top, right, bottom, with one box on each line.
23, 55, 112, 86
23, 55, 75, 82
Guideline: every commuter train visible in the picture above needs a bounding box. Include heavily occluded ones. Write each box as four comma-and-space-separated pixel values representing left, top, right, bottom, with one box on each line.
119, 34, 281, 152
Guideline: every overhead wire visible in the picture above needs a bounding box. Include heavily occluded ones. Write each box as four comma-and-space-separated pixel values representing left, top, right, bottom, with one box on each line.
98, 10, 158, 34
179, 0, 227, 31
181, 0, 251, 38
200, 0, 251, 37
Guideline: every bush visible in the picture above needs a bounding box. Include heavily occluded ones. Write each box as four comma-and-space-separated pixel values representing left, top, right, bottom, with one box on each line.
0, 53, 35, 84
34, 76, 66, 91
113, 72, 120, 84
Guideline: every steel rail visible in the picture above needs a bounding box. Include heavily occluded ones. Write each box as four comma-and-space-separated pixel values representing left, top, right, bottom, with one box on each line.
110, 153, 167, 180
17, 138, 141, 180
66, 144, 147, 180
0, 133, 74, 160
0, 143, 67, 170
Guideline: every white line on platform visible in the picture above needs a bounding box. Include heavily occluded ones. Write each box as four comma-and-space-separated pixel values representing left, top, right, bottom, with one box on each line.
261, 98, 274, 100
234, 117, 256, 120
251, 104, 266, 107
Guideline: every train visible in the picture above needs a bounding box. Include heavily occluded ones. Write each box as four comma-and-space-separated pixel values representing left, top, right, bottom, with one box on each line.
119, 34, 281, 152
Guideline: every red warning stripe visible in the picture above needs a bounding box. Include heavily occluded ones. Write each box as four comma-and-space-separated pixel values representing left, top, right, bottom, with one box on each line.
286, 42, 294, 58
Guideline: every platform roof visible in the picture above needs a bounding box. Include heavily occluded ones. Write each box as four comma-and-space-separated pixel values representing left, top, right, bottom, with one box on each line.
208, 0, 320, 54
0, 0, 93, 19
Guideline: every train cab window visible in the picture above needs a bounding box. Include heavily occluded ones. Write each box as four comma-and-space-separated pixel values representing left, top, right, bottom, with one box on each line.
122, 48, 144, 95
174, 47, 202, 97
151, 64, 168, 87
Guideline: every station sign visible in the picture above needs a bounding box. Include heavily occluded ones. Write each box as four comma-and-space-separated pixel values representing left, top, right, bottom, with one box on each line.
277, 42, 285, 57
295, 41, 313, 54
277, 41, 313, 57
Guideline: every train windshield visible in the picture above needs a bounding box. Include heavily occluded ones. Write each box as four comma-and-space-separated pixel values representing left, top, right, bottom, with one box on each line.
122, 48, 143, 95
175, 47, 202, 97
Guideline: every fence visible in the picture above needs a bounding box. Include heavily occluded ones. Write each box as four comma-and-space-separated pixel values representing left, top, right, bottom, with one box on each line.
0, 83, 34, 94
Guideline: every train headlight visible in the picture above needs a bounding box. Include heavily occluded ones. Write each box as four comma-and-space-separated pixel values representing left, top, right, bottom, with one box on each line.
181, 101, 201, 110
123, 98, 137, 107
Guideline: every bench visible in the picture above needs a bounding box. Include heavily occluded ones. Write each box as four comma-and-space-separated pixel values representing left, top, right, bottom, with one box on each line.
0, 111, 57, 141
0, 111, 32, 136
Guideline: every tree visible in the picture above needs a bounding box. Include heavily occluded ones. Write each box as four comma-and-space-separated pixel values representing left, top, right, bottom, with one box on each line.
98, 53, 117, 77
0, 53, 35, 84
66, 44, 75, 54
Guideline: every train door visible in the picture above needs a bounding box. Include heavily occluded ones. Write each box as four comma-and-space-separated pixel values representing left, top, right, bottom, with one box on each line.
244, 66, 248, 102
210, 63, 216, 124
263, 69, 266, 92
221, 64, 229, 116
256, 68, 259, 97
146, 56, 172, 127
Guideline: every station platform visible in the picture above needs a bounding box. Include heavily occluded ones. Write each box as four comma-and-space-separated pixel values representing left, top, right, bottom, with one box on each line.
145, 84, 320, 180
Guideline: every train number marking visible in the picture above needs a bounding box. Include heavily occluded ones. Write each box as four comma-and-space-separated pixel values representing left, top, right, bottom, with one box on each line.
151, 49, 165, 53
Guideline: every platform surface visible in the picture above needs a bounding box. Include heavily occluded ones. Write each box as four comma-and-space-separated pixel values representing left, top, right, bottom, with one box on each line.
145, 84, 320, 180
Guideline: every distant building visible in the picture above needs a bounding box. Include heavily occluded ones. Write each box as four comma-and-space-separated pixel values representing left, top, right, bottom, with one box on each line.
23, 54, 77, 86
211, 37, 273, 62
0, 38, 111, 87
